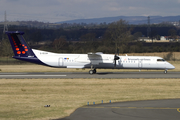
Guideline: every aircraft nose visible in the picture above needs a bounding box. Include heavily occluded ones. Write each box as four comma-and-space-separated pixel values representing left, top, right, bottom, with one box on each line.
169, 63, 175, 69
172, 64, 175, 69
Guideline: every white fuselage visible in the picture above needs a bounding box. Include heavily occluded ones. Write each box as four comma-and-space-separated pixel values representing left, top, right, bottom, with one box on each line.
32, 49, 175, 70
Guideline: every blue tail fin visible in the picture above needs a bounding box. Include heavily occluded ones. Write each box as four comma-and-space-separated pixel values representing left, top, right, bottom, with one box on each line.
6, 31, 35, 57
6, 31, 45, 65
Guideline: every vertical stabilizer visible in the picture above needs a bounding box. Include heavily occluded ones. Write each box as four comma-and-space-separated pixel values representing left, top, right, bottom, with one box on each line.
5, 31, 46, 65
6, 31, 35, 57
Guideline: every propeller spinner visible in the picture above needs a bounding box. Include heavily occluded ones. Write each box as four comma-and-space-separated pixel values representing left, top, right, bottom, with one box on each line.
114, 53, 120, 68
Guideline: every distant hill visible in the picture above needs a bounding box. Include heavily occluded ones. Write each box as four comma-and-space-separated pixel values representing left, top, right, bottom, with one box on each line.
57, 16, 180, 24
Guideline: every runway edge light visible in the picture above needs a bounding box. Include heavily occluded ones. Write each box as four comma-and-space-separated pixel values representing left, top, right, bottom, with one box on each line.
44, 105, 50, 107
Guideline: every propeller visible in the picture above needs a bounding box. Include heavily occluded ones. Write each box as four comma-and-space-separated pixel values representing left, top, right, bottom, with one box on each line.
114, 49, 120, 68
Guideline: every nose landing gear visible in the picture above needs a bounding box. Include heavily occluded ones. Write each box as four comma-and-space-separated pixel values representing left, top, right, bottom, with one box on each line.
164, 69, 167, 74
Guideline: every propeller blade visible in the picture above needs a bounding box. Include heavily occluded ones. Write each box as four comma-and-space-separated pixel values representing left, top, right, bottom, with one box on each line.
114, 59, 116, 68
114, 54, 120, 68
117, 48, 119, 56
114, 55, 120, 60
114, 48, 120, 68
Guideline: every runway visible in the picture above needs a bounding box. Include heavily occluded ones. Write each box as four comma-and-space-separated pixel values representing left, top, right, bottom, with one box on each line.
0, 71, 180, 79
58, 99, 180, 120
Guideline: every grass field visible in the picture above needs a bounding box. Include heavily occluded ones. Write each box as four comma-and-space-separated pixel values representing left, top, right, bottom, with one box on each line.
0, 78, 180, 120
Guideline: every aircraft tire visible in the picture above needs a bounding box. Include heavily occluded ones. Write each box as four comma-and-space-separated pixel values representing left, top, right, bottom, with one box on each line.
89, 70, 94, 75
93, 69, 96, 74
164, 70, 167, 74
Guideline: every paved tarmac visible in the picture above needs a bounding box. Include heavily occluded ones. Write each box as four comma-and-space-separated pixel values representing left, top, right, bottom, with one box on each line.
57, 99, 180, 120
0, 71, 180, 79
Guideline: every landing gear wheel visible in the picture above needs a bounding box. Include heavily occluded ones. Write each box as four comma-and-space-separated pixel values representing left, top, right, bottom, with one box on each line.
89, 70, 93, 75
93, 69, 96, 74
89, 69, 96, 74
164, 70, 167, 74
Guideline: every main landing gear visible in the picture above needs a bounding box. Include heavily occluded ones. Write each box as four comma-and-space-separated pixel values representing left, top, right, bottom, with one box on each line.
89, 65, 96, 75
89, 69, 96, 74
164, 69, 167, 74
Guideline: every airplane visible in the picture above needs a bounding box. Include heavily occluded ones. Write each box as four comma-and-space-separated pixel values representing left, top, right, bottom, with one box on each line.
6, 31, 175, 74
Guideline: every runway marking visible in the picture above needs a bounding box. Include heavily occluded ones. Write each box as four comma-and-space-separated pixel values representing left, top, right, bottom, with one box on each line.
0, 75, 67, 77
128, 107, 137, 109
83, 106, 180, 113
111, 107, 120, 108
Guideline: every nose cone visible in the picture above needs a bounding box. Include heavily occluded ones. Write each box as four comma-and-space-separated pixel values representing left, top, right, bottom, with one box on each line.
168, 63, 175, 69
171, 64, 175, 69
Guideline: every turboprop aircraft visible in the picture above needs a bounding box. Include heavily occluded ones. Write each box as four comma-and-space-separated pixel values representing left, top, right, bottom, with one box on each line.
6, 31, 175, 74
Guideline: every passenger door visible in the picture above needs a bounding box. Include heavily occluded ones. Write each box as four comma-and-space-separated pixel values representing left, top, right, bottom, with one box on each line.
58, 58, 64, 66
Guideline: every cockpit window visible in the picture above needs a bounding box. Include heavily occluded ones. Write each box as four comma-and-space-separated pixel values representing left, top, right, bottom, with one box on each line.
157, 59, 165, 62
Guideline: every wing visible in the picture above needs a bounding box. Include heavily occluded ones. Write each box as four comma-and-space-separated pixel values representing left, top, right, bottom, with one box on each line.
75, 52, 113, 65
88, 52, 103, 65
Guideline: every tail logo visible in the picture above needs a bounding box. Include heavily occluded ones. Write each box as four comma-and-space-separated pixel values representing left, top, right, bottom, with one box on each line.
6, 31, 36, 57
11, 36, 29, 55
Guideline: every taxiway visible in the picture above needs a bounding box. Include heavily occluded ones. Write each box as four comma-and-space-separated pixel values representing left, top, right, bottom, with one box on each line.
58, 99, 180, 120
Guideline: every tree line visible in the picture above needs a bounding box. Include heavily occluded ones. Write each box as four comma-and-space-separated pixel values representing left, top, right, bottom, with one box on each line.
0, 19, 180, 57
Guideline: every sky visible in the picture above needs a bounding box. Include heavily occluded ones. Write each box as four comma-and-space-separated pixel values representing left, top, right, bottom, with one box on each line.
0, 0, 180, 23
